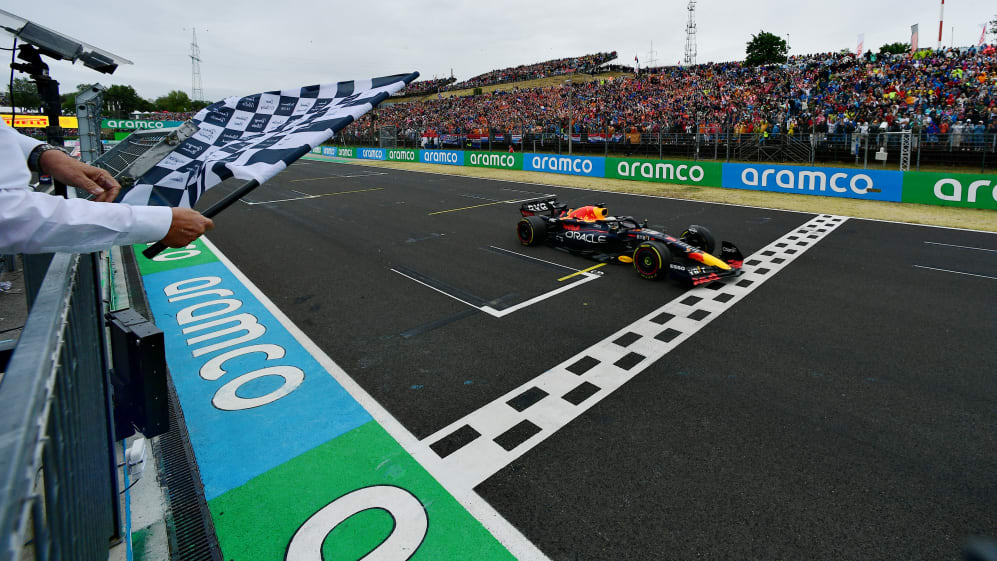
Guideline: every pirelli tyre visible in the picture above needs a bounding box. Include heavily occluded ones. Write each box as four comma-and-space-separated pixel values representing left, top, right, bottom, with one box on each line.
633, 241, 672, 280
680, 224, 716, 254
517, 215, 547, 246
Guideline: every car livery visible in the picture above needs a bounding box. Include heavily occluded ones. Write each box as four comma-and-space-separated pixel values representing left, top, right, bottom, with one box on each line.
516, 197, 744, 286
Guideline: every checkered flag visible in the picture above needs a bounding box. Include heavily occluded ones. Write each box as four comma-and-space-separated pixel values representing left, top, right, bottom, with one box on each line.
118, 72, 419, 207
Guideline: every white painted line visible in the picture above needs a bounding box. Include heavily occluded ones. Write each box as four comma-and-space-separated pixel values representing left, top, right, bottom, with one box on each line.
243, 187, 383, 205
417, 214, 850, 492
500, 187, 557, 196
481, 272, 601, 318
461, 194, 507, 202
912, 265, 997, 281
389, 268, 484, 310
390, 267, 601, 318
199, 238, 551, 561
924, 241, 997, 253
486, 245, 582, 272
290, 172, 387, 182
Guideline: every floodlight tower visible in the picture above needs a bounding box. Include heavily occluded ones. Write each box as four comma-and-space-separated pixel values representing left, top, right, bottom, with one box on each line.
684, 0, 698, 66
190, 27, 203, 101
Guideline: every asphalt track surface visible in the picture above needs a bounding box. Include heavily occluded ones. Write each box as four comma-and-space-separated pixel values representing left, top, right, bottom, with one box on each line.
196, 159, 996, 560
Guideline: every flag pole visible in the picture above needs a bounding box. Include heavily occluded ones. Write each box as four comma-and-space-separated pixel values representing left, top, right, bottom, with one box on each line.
142, 179, 260, 258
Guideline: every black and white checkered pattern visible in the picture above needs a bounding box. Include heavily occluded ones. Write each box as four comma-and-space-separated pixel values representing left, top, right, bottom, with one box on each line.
118, 72, 418, 207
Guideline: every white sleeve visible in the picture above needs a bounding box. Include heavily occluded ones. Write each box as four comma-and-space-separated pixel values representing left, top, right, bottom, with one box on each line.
0, 188, 173, 254
0, 118, 43, 159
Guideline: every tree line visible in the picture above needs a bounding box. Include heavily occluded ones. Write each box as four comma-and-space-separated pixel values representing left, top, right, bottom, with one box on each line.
3, 78, 211, 117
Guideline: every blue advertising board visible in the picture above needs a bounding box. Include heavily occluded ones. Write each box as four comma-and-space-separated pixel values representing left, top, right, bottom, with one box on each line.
419, 149, 463, 166
524, 153, 605, 177
722, 163, 903, 202
321, 146, 337, 157
355, 147, 386, 161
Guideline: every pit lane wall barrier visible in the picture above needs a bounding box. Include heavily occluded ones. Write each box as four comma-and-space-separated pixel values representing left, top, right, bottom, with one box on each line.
308, 146, 997, 211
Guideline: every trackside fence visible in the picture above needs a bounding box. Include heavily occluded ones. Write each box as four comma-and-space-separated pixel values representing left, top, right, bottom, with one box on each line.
310, 146, 997, 212
336, 129, 997, 173
0, 252, 120, 561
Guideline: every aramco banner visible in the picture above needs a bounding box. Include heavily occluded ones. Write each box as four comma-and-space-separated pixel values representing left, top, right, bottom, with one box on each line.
523, 153, 604, 177
101, 119, 185, 129
464, 151, 523, 170
606, 157, 721, 187
722, 163, 903, 202
901, 171, 997, 210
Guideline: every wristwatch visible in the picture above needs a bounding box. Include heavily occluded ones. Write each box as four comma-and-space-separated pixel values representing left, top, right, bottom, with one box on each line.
27, 143, 67, 173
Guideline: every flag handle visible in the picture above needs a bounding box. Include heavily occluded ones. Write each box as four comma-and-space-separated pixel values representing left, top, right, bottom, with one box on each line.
142, 179, 261, 259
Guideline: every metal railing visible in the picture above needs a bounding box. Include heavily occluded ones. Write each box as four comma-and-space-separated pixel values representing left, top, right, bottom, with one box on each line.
0, 252, 120, 561
339, 126, 997, 172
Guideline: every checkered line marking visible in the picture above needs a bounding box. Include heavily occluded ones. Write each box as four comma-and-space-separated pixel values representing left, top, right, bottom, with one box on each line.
420, 215, 849, 491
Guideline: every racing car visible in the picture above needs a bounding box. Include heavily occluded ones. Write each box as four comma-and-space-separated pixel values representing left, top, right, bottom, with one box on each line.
516, 197, 744, 286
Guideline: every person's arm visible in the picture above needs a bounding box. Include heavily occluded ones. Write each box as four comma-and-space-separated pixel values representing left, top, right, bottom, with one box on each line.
0, 189, 213, 254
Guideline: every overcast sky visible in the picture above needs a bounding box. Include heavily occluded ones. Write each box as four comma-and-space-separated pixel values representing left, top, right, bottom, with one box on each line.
3, 1, 993, 103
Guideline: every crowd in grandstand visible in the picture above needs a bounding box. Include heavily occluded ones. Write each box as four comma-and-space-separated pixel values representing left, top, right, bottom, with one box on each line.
449, 51, 618, 90
396, 77, 457, 97
360, 45, 997, 147
132, 111, 196, 121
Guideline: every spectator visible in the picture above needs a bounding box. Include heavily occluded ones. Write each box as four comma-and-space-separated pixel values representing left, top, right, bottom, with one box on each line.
348, 45, 997, 152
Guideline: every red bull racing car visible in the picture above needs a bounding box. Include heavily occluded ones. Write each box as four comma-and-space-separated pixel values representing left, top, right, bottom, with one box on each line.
516, 197, 744, 286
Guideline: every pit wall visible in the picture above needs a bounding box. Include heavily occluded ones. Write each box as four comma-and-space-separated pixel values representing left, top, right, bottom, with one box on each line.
309, 147, 997, 211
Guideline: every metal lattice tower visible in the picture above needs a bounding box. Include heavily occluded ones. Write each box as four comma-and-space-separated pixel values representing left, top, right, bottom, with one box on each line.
899, 131, 912, 171
647, 41, 659, 68
684, 0, 698, 66
190, 28, 203, 102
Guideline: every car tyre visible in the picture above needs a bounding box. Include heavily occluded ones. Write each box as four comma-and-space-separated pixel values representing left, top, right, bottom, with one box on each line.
681, 224, 716, 254
517, 216, 547, 246
633, 241, 671, 280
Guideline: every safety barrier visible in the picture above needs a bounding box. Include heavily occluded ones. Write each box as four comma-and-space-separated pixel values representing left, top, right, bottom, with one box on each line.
308, 146, 997, 211
0, 253, 120, 561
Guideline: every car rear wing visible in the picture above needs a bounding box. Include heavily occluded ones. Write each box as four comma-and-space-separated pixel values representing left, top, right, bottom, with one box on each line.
519, 197, 565, 217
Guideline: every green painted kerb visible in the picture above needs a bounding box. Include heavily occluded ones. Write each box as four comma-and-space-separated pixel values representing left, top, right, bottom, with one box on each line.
464, 151, 524, 170
208, 421, 516, 561
606, 157, 722, 187
133, 237, 219, 276
901, 171, 997, 210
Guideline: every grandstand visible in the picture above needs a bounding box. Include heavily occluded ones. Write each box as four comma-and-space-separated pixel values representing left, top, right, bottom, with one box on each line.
394, 76, 457, 98
448, 51, 618, 90
352, 44, 997, 169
